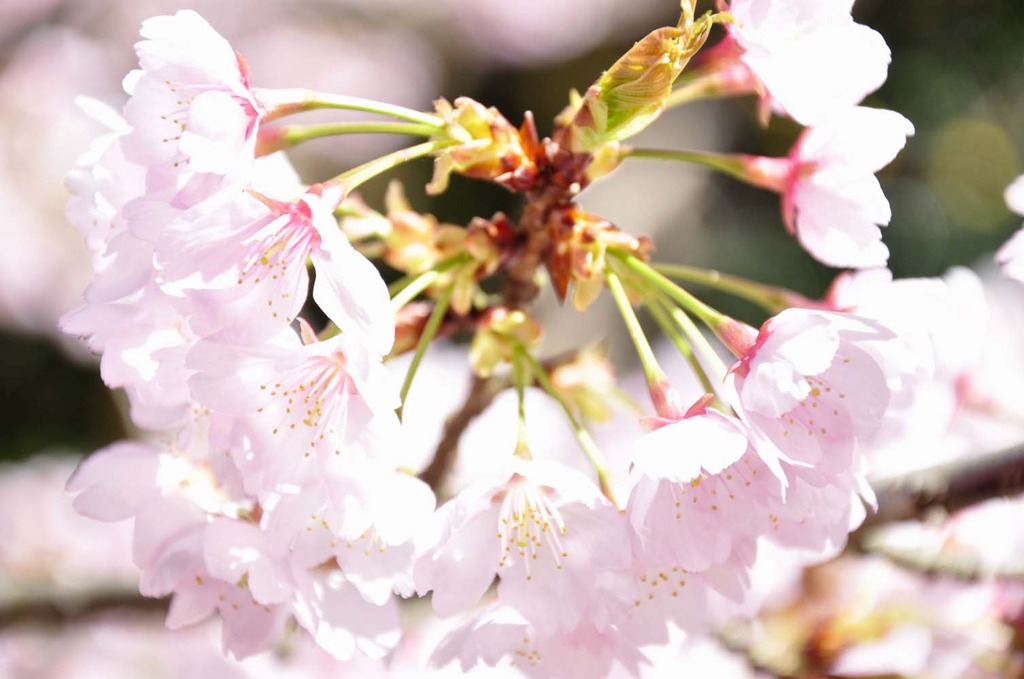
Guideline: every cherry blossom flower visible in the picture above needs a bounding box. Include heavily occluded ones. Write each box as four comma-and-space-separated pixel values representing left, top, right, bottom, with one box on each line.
157, 184, 393, 352
62, 114, 158, 307
66, 440, 292, 658
188, 327, 400, 496
626, 409, 783, 589
66, 436, 423, 661
746, 107, 914, 268
433, 603, 646, 678
54, 4, 993, 675
122, 10, 264, 194
714, 0, 891, 125
63, 290, 199, 432
997, 174, 1024, 283
414, 458, 631, 636
826, 267, 984, 382
254, 455, 434, 596
203, 510, 407, 661
824, 267, 992, 478
765, 459, 873, 558
623, 405, 796, 640
729, 308, 898, 475
64, 105, 137, 257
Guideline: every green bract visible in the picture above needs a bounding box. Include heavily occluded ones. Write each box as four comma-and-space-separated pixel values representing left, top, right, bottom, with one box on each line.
564, 8, 722, 153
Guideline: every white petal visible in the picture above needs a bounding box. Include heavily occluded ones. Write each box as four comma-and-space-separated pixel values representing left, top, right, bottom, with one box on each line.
312, 234, 395, 357
66, 441, 160, 521
632, 416, 749, 481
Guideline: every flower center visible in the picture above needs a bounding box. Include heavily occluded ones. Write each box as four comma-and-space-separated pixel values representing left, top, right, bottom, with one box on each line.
496, 484, 569, 579
260, 350, 355, 457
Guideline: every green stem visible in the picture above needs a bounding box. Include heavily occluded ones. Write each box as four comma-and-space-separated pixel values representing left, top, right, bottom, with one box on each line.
328, 139, 457, 193
388, 254, 472, 310
513, 344, 614, 495
613, 253, 723, 332
664, 71, 726, 109
664, 303, 730, 387
258, 121, 441, 155
626, 148, 792, 194
396, 283, 454, 420
390, 270, 439, 312
644, 295, 716, 396
626, 147, 749, 180
512, 353, 531, 459
613, 252, 757, 359
258, 87, 444, 128
604, 268, 667, 387
653, 263, 808, 313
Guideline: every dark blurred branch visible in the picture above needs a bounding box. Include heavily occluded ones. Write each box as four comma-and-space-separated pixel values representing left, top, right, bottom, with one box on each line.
418, 374, 502, 494
0, 591, 166, 629
857, 439, 1024, 535
858, 533, 1024, 581
415, 347, 604, 495
848, 440, 1024, 580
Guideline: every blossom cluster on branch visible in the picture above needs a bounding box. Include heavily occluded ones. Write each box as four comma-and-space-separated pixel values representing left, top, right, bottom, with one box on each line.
58, 1, 1024, 676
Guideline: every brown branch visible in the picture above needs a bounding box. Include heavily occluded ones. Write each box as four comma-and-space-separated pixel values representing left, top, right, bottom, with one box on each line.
858, 533, 1024, 582
0, 590, 167, 629
857, 439, 1024, 536
503, 185, 560, 309
415, 346, 601, 494
418, 374, 502, 493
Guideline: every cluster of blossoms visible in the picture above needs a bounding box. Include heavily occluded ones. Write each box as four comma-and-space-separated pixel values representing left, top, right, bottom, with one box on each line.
63, 10, 427, 659
60, 1, 1024, 676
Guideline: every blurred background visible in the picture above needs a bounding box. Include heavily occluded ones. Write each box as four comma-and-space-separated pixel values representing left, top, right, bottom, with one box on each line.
1, 0, 1023, 675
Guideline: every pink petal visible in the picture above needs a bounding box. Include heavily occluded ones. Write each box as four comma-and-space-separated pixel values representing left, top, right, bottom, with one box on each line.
414, 501, 501, 617
66, 441, 160, 521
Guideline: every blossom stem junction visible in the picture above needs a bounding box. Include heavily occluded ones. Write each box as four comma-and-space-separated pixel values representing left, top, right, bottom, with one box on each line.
625, 148, 792, 195
605, 268, 686, 420
613, 252, 757, 357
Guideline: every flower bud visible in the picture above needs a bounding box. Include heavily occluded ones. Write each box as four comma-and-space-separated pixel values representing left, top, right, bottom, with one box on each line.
546, 205, 652, 311
549, 344, 621, 422
469, 307, 543, 377
562, 8, 716, 153
427, 97, 537, 195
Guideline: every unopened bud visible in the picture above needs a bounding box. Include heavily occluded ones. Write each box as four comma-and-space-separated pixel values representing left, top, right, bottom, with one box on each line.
563, 10, 718, 153
469, 307, 543, 377
550, 345, 621, 422
428, 97, 536, 195
546, 206, 652, 311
